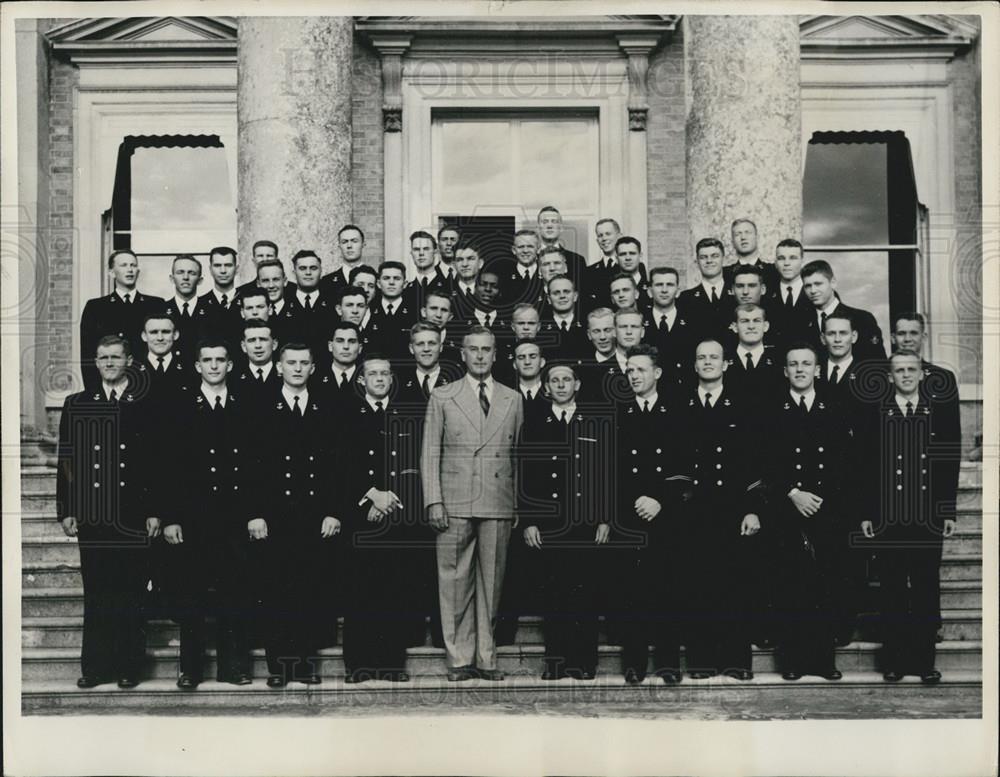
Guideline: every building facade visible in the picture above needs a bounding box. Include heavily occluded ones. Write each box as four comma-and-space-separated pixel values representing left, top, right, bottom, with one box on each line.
14, 14, 984, 450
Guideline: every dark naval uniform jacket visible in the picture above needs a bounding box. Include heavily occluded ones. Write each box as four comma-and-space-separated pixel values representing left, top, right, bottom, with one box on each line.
79, 291, 165, 390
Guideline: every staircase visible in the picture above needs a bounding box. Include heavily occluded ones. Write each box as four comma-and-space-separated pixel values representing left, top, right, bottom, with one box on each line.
19, 462, 984, 716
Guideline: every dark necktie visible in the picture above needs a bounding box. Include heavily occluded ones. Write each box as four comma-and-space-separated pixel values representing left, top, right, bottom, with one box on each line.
745, 352, 754, 371
560, 409, 568, 425
304, 295, 313, 312
478, 382, 490, 416
905, 400, 914, 418
643, 400, 650, 414
703, 392, 712, 409
799, 395, 809, 414
785, 286, 794, 309
214, 395, 223, 412
560, 320, 569, 333
830, 365, 840, 384
821, 312, 828, 330
339, 371, 349, 390
524, 389, 533, 402
710, 286, 719, 304
386, 303, 395, 317
422, 373, 431, 399
659, 315, 669, 333
123, 293, 132, 305
292, 395, 301, 417
221, 294, 229, 310
156, 356, 165, 374
421, 277, 429, 290
182, 302, 190, 318
256, 368, 264, 382
109, 389, 118, 404
465, 287, 473, 300
374, 400, 384, 416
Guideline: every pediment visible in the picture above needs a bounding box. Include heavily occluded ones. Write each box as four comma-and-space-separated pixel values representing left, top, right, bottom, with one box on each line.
47, 16, 237, 43
801, 14, 973, 41
800, 14, 975, 61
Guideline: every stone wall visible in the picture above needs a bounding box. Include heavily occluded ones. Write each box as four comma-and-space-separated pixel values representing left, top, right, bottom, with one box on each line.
645, 28, 689, 283
350, 38, 384, 263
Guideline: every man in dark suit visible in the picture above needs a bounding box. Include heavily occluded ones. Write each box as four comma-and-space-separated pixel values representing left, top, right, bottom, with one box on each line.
723, 303, 784, 410
80, 250, 164, 390
724, 218, 779, 291
765, 342, 854, 681
403, 231, 450, 312
501, 229, 543, 310
607, 344, 692, 684
57, 335, 161, 688
577, 307, 630, 407
336, 285, 376, 352
818, 312, 868, 406
582, 218, 622, 312
420, 290, 463, 368
677, 238, 736, 345
162, 338, 258, 688
256, 259, 291, 321
537, 205, 586, 288
767, 238, 813, 350
338, 353, 425, 682
278, 250, 338, 370
368, 260, 419, 362
231, 319, 281, 405
255, 343, 343, 687
644, 266, 695, 399
467, 269, 507, 334
496, 303, 541, 387
136, 314, 196, 400
861, 350, 960, 684
612, 237, 650, 309
538, 275, 588, 362
802, 259, 886, 364
448, 242, 483, 323
436, 225, 461, 283
890, 312, 961, 439
312, 321, 363, 407
520, 363, 613, 680
236, 239, 279, 299
198, 246, 242, 348
321, 225, 368, 296
162, 254, 213, 352
681, 338, 764, 681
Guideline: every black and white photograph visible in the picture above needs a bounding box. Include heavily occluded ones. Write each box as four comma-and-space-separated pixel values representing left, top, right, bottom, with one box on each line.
2, 1, 996, 775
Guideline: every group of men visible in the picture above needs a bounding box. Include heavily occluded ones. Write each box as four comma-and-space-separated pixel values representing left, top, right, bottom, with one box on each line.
58, 207, 961, 690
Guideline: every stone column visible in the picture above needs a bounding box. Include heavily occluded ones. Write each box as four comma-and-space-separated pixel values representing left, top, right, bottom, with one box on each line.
685, 16, 801, 265
237, 17, 353, 280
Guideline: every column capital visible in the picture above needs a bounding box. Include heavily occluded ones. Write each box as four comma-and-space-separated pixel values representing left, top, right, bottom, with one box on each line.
369, 35, 412, 133
616, 35, 660, 132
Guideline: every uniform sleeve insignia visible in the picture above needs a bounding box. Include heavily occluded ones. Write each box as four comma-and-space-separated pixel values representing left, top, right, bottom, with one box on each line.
360, 407, 367, 414
196, 395, 204, 404
688, 398, 695, 406
311, 404, 318, 411
723, 399, 731, 407
783, 402, 790, 410
627, 406, 634, 414
849, 373, 856, 381
93, 393, 102, 401
276, 402, 284, 410
679, 319, 687, 326
659, 406, 666, 413
545, 416, 552, 423
818, 402, 826, 410
887, 408, 895, 416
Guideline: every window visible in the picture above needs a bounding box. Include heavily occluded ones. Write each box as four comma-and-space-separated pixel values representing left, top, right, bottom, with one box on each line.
102, 135, 237, 299
432, 111, 599, 261
802, 131, 924, 340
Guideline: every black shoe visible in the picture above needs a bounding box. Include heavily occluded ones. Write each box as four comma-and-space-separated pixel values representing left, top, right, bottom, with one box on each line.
782, 671, 802, 681
297, 674, 321, 685
230, 673, 253, 686
834, 634, 853, 648
76, 676, 107, 689
176, 674, 199, 690
477, 668, 505, 682
821, 669, 843, 681
723, 669, 754, 681
446, 665, 477, 682
266, 675, 286, 688
883, 670, 903, 683
624, 668, 644, 685
689, 670, 715, 680
920, 670, 942, 685
754, 637, 774, 650
660, 671, 682, 685
117, 677, 139, 689
577, 669, 596, 681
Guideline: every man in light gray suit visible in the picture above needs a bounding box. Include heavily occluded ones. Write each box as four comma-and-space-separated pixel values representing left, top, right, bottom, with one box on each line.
422, 324, 524, 681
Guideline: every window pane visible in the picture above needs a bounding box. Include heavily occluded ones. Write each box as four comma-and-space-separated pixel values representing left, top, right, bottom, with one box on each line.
803, 143, 888, 245
438, 121, 512, 209
519, 120, 596, 213
130, 147, 235, 253
808, 250, 891, 345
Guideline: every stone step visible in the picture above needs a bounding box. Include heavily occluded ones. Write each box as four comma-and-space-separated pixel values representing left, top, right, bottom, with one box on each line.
20, 640, 983, 683
940, 581, 983, 610
20, 670, 984, 717
19, 606, 986, 650
940, 555, 983, 581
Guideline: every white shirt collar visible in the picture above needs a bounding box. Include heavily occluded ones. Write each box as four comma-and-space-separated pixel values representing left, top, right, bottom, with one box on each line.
828, 355, 853, 380
213, 288, 234, 305
359, 309, 372, 329
281, 385, 309, 409
818, 297, 839, 319
416, 365, 440, 383
698, 384, 722, 405
519, 378, 542, 395
174, 295, 197, 312
249, 361, 273, 380
614, 349, 628, 371
553, 311, 574, 326
381, 297, 402, 314
201, 383, 228, 407
474, 308, 496, 326
594, 350, 616, 363
101, 380, 128, 400
296, 288, 319, 306
272, 298, 286, 315
415, 266, 438, 282
466, 373, 494, 398
781, 276, 803, 298
332, 363, 356, 381
115, 288, 136, 303
701, 278, 724, 297
653, 305, 677, 325
552, 402, 577, 422
147, 352, 172, 370
458, 279, 476, 296
518, 263, 537, 279
736, 343, 765, 364
635, 393, 658, 410
365, 394, 389, 412
790, 388, 816, 410
895, 393, 919, 414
